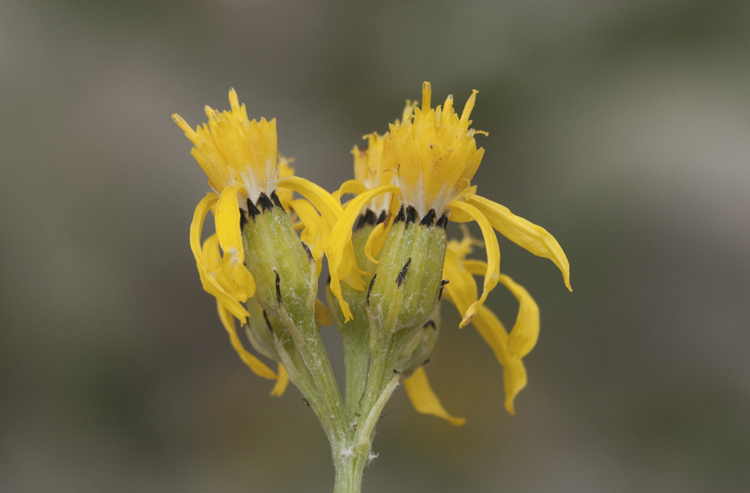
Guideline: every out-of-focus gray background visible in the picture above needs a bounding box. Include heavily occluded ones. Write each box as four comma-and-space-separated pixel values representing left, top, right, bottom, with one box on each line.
2, 0, 749, 491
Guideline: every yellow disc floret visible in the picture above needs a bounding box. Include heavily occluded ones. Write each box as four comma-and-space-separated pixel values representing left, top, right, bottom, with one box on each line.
389, 82, 485, 218
173, 88, 278, 204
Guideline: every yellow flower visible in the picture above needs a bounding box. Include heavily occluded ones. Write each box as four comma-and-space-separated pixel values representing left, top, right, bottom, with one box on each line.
326, 82, 571, 326
174, 89, 337, 391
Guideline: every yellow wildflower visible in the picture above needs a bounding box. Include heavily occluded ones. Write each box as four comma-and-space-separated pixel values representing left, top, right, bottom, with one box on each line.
173, 89, 337, 388
326, 82, 571, 325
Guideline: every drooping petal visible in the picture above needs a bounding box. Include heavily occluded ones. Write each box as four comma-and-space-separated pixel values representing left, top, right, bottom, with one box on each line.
471, 306, 527, 415
333, 179, 368, 204
216, 301, 277, 380
467, 194, 571, 291
363, 194, 400, 264
326, 184, 400, 320
448, 200, 500, 327
215, 186, 244, 265
278, 176, 342, 229
498, 274, 540, 358
191, 194, 249, 321
270, 363, 290, 397
403, 367, 466, 426
442, 247, 479, 317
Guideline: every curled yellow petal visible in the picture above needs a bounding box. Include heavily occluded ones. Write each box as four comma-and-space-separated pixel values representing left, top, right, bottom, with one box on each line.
472, 306, 527, 415
217, 301, 277, 380
278, 176, 342, 228
498, 274, 540, 358
327, 184, 400, 321
403, 367, 466, 426
467, 194, 571, 291
448, 200, 500, 328
442, 245, 479, 317
270, 363, 290, 397
333, 179, 367, 204
191, 194, 249, 322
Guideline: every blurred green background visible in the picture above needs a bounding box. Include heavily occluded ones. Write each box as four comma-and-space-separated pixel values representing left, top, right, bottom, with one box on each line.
2, 0, 749, 491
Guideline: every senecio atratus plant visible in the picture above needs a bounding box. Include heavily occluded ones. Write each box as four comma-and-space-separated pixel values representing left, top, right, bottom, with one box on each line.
173, 82, 571, 493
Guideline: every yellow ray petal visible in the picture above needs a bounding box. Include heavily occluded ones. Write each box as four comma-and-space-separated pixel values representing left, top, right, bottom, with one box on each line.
326, 184, 400, 320
315, 298, 332, 326
467, 194, 571, 291
403, 367, 466, 426
363, 195, 399, 264
333, 179, 368, 204
498, 274, 540, 358
191, 194, 249, 321
502, 356, 527, 415
215, 186, 244, 263
448, 200, 500, 328
217, 301, 277, 380
270, 363, 290, 397
278, 176, 342, 228
471, 306, 527, 415
442, 248, 479, 317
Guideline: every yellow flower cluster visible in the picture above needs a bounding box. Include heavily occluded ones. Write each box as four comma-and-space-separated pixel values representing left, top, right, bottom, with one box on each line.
173, 83, 570, 420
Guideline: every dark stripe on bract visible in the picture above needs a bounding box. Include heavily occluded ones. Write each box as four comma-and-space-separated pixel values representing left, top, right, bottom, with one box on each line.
438, 279, 449, 301
405, 206, 418, 228
423, 358, 431, 366
423, 320, 436, 329
376, 211, 387, 225
394, 206, 406, 223
396, 258, 412, 287
247, 198, 261, 219
302, 242, 314, 262
239, 209, 248, 229
274, 269, 282, 303
355, 209, 377, 229
419, 209, 436, 226
263, 310, 274, 333
366, 274, 377, 306
270, 191, 283, 209
436, 214, 448, 229
257, 193, 274, 211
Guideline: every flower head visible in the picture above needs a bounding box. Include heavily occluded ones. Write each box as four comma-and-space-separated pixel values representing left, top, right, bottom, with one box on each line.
389, 82, 485, 218
173, 88, 278, 203
326, 82, 571, 327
